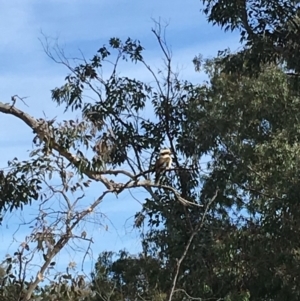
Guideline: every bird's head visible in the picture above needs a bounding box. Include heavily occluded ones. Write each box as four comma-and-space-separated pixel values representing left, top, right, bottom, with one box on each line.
160, 148, 172, 156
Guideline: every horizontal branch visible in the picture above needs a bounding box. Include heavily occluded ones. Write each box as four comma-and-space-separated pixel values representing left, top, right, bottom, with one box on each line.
0, 101, 114, 189
0, 101, 199, 208
115, 178, 202, 207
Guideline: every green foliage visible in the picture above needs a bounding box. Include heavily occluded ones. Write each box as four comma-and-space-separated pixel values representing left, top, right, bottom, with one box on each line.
201, 0, 300, 80
89, 251, 168, 301
0, 159, 42, 218
52, 38, 154, 166
87, 58, 300, 301
3, 17, 300, 300
50, 35, 209, 192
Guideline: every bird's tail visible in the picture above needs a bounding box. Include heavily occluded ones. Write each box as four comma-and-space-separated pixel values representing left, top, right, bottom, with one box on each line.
155, 171, 160, 184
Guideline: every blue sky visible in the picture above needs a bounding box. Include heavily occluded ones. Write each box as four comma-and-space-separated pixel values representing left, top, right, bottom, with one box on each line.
0, 0, 240, 278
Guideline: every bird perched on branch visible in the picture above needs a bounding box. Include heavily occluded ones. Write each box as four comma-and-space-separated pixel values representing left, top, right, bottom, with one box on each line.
154, 148, 172, 183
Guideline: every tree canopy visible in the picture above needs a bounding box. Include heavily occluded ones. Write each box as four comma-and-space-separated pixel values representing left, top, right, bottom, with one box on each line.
1, 2, 300, 299
201, 0, 300, 78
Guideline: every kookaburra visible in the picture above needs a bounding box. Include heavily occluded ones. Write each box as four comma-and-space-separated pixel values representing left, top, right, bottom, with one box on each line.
154, 148, 172, 183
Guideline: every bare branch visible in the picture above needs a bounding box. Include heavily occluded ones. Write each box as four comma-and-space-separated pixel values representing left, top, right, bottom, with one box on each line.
11, 94, 29, 107
0, 101, 113, 190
